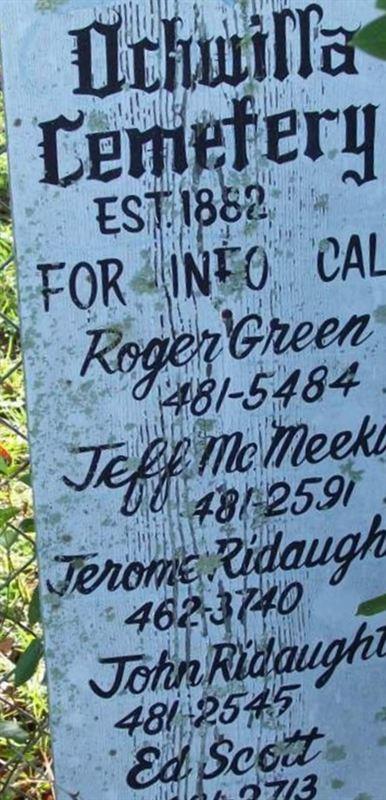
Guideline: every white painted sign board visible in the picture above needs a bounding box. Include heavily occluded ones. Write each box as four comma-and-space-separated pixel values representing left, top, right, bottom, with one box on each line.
2, 0, 386, 798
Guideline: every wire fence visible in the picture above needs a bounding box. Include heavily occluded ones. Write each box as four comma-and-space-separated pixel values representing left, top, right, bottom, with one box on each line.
0, 156, 53, 798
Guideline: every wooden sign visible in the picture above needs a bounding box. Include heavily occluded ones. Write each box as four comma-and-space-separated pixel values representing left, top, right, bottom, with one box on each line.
2, 0, 386, 797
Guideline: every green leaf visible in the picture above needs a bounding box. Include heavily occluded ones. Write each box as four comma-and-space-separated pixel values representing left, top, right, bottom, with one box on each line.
0, 719, 29, 744
0, 528, 19, 550
357, 594, 386, 617
14, 639, 44, 687
377, 0, 386, 10
352, 16, 386, 60
0, 457, 11, 476
20, 517, 35, 533
28, 586, 41, 626
18, 473, 31, 487
0, 507, 18, 531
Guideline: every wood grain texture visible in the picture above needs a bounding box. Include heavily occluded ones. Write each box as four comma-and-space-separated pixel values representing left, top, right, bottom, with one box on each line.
1, 1, 386, 798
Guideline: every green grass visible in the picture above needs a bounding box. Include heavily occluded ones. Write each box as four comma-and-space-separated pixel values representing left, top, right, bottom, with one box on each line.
0, 93, 52, 799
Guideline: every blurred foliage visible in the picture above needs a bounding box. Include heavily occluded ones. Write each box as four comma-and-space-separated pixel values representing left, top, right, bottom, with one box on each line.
0, 91, 53, 798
